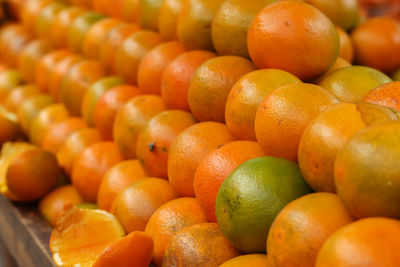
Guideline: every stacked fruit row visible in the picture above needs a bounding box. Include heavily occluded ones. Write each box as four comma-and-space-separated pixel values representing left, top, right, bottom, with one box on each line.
0, 0, 399, 266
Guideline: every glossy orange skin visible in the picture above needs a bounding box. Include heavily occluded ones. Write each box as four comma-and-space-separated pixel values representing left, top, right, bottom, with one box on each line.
193, 141, 264, 222
136, 110, 197, 178
57, 128, 102, 175
255, 83, 338, 162
168, 122, 235, 196
145, 197, 208, 266
267, 193, 354, 267
34, 2, 67, 39
336, 26, 354, 63
111, 178, 178, 233
72, 142, 124, 202
60, 60, 105, 116
316, 218, 400, 267
100, 23, 140, 74
364, 81, 400, 112
188, 56, 256, 122
94, 85, 141, 140
42, 117, 87, 154
97, 160, 147, 211
161, 50, 216, 111
137, 41, 186, 95
93, 231, 153, 267
20, 0, 53, 32
3, 85, 40, 113
115, 30, 164, 85
82, 18, 122, 60
113, 95, 166, 159
352, 17, 400, 73
158, 0, 186, 41
248, 1, 339, 81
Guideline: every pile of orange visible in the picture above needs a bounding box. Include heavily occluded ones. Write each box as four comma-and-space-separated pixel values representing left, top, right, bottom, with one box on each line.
0, 0, 399, 266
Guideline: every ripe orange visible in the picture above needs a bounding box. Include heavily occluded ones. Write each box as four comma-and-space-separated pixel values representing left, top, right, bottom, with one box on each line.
69, 0, 92, 8
220, 254, 269, 267
3, 84, 40, 113
139, 0, 163, 30
364, 81, 400, 112
34, 1, 67, 39
0, 70, 23, 102
2, 26, 33, 67
336, 26, 354, 63
21, 0, 53, 32
158, 0, 186, 40
314, 57, 351, 83
122, 0, 140, 23
0, 108, 20, 146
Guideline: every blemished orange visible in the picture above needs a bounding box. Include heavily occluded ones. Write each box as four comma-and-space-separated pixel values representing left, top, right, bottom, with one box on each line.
97, 160, 147, 211
162, 223, 241, 267
352, 17, 400, 73
255, 83, 338, 162
144, 197, 208, 266
59, 59, 105, 116
92, 231, 153, 267
363, 81, 400, 112
21, 0, 53, 32
3, 84, 40, 113
57, 128, 102, 175
111, 178, 178, 233
113, 95, 166, 159
248, 1, 339, 81
158, 0, 186, 41
115, 30, 164, 85
267, 193, 354, 267
336, 26, 354, 63
161, 50, 216, 111
193, 141, 264, 222
316, 218, 400, 267
72, 142, 124, 203
168, 121, 235, 196
94, 85, 141, 140
34, 1, 67, 39
137, 41, 186, 95
225, 69, 301, 141
39, 185, 83, 226
42, 117, 87, 154
219, 254, 269, 267
188, 56, 256, 122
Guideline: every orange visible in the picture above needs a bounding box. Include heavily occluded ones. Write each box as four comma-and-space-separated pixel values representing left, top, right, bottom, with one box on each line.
113, 95, 166, 159
34, 1, 67, 39
168, 121, 234, 196
20, 0, 53, 32
161, 50, 216, 111
94, 85, 141, 140
194, 141, 264, 222
122, 0, 140, 23
225, 69, 301, 141
211, 0, 275, 58
42, 117, 87, 154
82, 18, 122, 60
316, 218, 400, 267
0, 24, 25, 61
99, 23, 140, 74
314, 57, 351, 83
162, 223, 241, 266
97, 160, 147, 211
336, 26, 354, 63
108, 0, 126, 18
139, 0, 163, 30
115, 30, 164, 85
137, 41, 186, 95
136, 110, 196, 178
39, 185, 83, 226
255, 83, 338, 162
188, 56, 256, 122
72, 142, 124, 203
92, 231, 153, 267
111, 178, 178, 233
69, 0, 92, 8
57, 128, 102, 175
220, 254, 269, 267
267, 193, 354, 267
248, 1, 339, 81
0, 108, 21, 146
177, 0, 225, 50
145, 197, 207, 266
299, 103, 399, 193
92, 0, 109, 14
352, 17, 400, 73
0, 70, 23, 102
60, 59, 105, 116
158, 0, 186, 40
3, 84, 40, 113
2, 26, 33, 67
364, 81, 400, 112
335, 122, 400, 219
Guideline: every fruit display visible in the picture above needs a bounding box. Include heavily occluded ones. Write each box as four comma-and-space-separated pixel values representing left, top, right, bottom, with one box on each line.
0, 0, 399, 266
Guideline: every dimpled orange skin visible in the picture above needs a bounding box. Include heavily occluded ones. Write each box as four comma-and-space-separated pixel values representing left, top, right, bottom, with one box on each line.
161, 50, 216, 111
248, 1, 339, 81
255, 83, 338, 162
97, 160, 148, 211
336, 26, 354, 63
363, 81, 400, 112
193, 141, 264, 222
137, 41, 186, 95
316, 218, 400, 267
188, 56, 256, 122
136, 110, 197, 179
352, 17, 400, 73
113, 95, 166, 159
168, 122, 235, 197
72, 142, 124, 203
267, 193, 354, 267
115, 30, 164, 85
